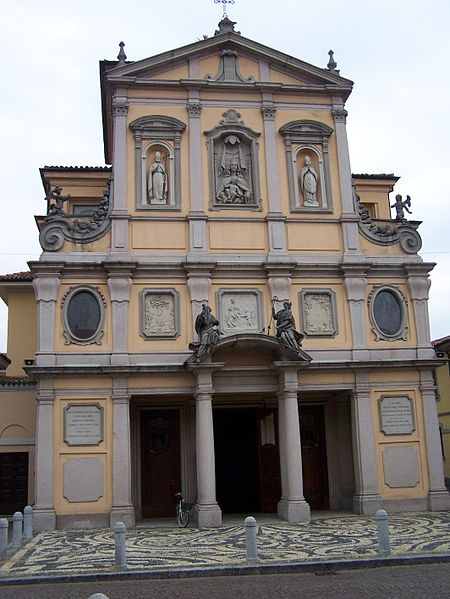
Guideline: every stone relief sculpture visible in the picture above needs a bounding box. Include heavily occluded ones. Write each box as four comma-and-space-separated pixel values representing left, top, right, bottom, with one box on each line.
271, 297, 304, 353
224, 297, 255, 331
300, 155, 319, 206
302, 292, 336, 336
144, 294, 175, 336
206, 109, 261, 210
189, 304, 221, 360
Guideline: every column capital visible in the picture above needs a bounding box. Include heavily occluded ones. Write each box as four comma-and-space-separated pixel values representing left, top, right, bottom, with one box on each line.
186, 101, 202, 118
332, 108, 348, 123
261, 104, 276, 120
112, 101, 129, 116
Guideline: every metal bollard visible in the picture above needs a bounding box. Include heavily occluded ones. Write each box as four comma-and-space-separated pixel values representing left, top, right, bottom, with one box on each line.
88, 594, 110, 599
11, 512, 23, 549
114, 521, 127, 570
244, 516, 259, 562
0, 518, 8, 560
23, 506, 33, 541
376, 509, 391, 556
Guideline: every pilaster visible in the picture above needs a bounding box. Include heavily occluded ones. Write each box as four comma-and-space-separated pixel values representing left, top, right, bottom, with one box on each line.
351, 373, 382, 514
110, 377, 135, 528
405, 265, 435, 359
105, 263, 136, 366
185, 264, 215, 331
111, 92, 129, 252
33, 377, 56, 531
342, 265, 369, 361
187, 96, 207, 253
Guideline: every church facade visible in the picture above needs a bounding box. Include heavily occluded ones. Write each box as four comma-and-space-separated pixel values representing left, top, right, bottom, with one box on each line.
1, 18, 449, 529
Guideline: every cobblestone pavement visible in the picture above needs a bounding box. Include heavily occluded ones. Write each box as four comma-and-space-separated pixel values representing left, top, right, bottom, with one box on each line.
0, 512, 449, 579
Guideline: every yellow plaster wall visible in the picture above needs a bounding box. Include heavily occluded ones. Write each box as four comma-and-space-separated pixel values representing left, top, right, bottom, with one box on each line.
55, 282, 112, 352
131, 221, 187, 250
287, 222, 341, 252
209, 221, 267, 251
371, 387, 429, 498
150, 64, 189, 79
436, 352, 450, 479
0, 391, 36, 439
127, 373, 194, 389
360, 237, 408, 256
299, 370, 355, 386
53, 395, 112, 515
6, 290, 36, 376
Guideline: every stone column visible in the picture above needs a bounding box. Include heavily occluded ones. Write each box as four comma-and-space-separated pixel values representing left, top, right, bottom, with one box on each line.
351, 373, 382, 514
189, 364, 223, 527
262, 98, 286, 254
275, 364, 310, 523
342, 265, 369, 361
332, 104, 360, 256
420, 370, 450, 510
405, 265, 435, 360
32, 264, 63, 367
110, 377, 135, 528
34, 377, 56, 530
106, 263, 136, 366
111, 93, 129, 252
186, 97, 207, 254
185, 264, 214, 333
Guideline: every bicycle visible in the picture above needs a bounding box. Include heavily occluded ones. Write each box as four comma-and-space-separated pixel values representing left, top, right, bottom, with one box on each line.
175, 491, 192, 528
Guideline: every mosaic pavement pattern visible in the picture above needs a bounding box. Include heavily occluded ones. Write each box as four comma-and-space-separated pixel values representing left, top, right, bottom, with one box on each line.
0, 512, 449, 578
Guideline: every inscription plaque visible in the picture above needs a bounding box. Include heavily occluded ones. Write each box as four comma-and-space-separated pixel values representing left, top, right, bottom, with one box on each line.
64, 404, 103, 446
379, 396, 414, 435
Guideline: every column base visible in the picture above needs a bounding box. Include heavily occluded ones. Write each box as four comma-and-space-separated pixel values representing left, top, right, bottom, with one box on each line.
33, 506, 56, 531
110, 505, 136, 529
352, 493, 382, 515
277, 498, 310, 524
194, 502, 222, 528
428, 490, 450, 511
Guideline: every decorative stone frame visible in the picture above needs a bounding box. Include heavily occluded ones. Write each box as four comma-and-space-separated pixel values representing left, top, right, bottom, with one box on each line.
368, 284, 408, 341
205, 110, 262, 211
61, 285, 106, 345
279, 120, 334, 212
216, 288, 264, 335
63, 403, 104, 446
139, 288, 180, 339
129, 116, 186, 210
378, 395, 415, 436
298, 289, 338, 337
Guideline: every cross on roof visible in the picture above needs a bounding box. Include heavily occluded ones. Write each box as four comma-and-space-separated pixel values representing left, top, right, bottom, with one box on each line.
214, 0, 235, 19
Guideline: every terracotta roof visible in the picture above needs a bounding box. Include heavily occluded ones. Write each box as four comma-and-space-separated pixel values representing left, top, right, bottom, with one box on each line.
0, 353, 11, 365
0, 271, 33, 282
41, 166, 112, 172
352, 173, 399, 180
432, 335, 450, 348
0, 376, 36, 388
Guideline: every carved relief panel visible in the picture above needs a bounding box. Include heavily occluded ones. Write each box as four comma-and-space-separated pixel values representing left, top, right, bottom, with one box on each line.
129, 116, 186, 210
299, 289, 337, 336
217, 289, 263, 335
279, 120, 334, 212
140, 288, 180, 339
205, 110, 261, 210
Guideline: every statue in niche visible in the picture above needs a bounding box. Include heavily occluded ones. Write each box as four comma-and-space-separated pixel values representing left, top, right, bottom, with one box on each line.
271, 297, 304, 353
300, 155, 319, 206
189, 304, 221, 360
216, 135, 253, 205
148, 151, 168, 204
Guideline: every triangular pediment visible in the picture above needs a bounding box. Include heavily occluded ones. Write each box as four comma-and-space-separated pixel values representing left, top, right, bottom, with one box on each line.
104, 31, 353, 89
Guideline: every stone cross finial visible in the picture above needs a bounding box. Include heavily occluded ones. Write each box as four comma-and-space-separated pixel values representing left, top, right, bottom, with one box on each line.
214, 0, 235, 19
117, 41, 127, 64
327, 49, 339, 74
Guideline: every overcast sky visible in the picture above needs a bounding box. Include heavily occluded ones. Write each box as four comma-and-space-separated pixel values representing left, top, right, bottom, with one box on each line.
0, 0, 449, 351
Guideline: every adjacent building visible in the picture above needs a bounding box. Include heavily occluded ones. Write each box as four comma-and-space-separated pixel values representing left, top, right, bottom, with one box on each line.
0, 18, 448, 529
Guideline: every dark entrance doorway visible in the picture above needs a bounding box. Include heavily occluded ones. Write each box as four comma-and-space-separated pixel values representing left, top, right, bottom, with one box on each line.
0, 452, 29, 515
214, 408, 281, 513
299, 404, 329, 510
140, 410, 181, 518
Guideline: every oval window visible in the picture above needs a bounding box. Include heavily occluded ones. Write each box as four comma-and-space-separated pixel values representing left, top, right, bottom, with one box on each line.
373, 289, 403, 337
66, 290, 102, 341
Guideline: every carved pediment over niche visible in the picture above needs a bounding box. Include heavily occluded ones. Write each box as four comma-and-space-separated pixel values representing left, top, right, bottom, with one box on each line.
205, 110, 261, 210
205, 49, 255, 83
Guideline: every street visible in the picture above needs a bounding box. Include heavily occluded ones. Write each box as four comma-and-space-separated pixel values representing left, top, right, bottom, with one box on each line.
0, 563, 449, 598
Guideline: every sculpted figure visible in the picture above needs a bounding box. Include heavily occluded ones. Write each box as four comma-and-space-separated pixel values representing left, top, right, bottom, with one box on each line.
300, 155, 318, 206
190, 304, 220, 359
391, 194, 412, 222
148, 151, 167, 204
216, 159, 251, 204
271, 297, 304, 353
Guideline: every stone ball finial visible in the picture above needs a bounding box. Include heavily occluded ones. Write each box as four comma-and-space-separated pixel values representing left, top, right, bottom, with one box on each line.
117, 41, 127, 64
327, 49, 338, 72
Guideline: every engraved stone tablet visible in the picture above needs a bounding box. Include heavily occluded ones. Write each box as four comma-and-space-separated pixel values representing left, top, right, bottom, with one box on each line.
64, 404, 103, 446
379, 396, 414, 435
63, 458, 104, 502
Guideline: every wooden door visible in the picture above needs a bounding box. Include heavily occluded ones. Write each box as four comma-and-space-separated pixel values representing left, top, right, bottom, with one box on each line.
140, 410, 181, 518
0, 452, 29, 515
258, 409, 281, 512
299, 405, 329, 510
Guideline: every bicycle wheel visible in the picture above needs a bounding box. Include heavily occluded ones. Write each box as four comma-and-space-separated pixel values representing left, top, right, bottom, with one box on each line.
177, 508, 189, 528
